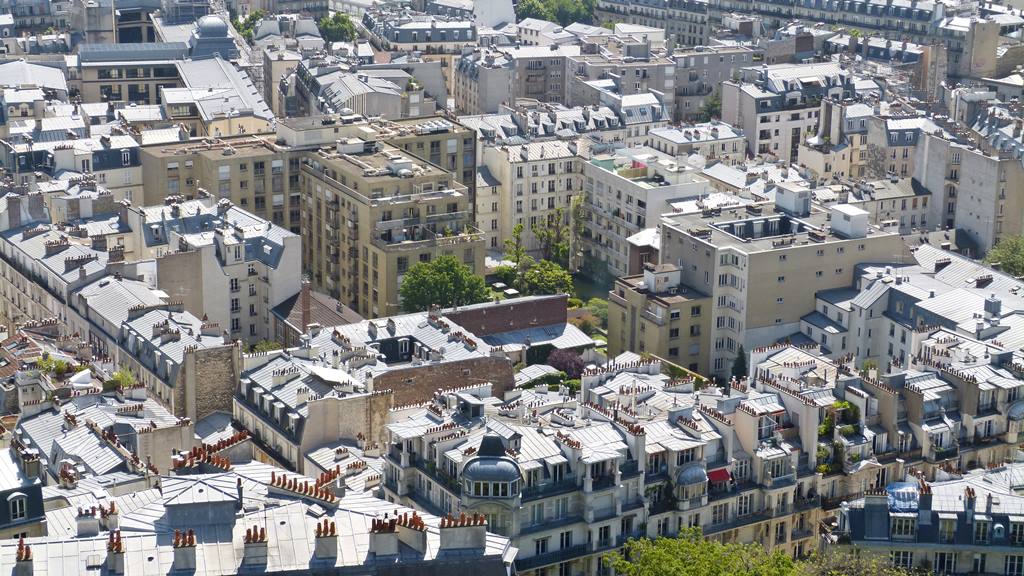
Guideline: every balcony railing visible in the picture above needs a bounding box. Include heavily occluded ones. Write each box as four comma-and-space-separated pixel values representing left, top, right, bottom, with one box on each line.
522, 479, 578, 501
515, 543, 593, 571
590, 475, 617, 491
928, 445, 959, 462
620, 460, 641, 478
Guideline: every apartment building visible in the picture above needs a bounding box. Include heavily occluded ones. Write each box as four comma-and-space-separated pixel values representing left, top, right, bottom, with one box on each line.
507, 45, 581, 105
660, 185, 905, 378
828, 467, 1024, 575
4, 132, 143, 203
797, 99, 873, 182
141, 136, 304, 234
594, 0, 697, 45
377, 117, 478, 204
161, 57, 275, 138
361, 8, 476, 91
722, 62, 857, 162
568, 38, 676, 115
801, 243, 1024, 376
115, 199, 302, 345
0, 193, 107, 331
384, 353, 826, 575
300, 140, 484, 318
0, 460, 516, 575
453, 48, 513, 115
583, 147, 711, 277
74, 43, 184, 105
960, 108, 1024, 254
831, 177, 930, 234
672, 46, 757, 122
233, 310, 515, 470
649, 122, 746, 165
481, 140, 586, 256
707, 0, 1007, 78
608, 263, 712, 373
0, 431, 45, 539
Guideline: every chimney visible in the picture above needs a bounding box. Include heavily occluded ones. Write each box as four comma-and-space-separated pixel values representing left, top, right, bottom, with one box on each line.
77, 507, 100, 537
242, 525, 268, 566
917, 480, 932, 526
106, 530, 125, 574
100, 501, 119, 531
329, 475, 346, 499
301, 278, 311, 334
173, 529, 197, 571
314, 519, 338, 559
15, 537, 32, 576
369, 516, 399, 557
331, 349, 340, 369
236, 478, 244, 510
222, 330, 232, 345
862, 489, 890, 540
439, 513, 488, 551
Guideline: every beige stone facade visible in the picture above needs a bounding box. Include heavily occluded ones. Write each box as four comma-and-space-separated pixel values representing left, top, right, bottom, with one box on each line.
140, 137, 303, 234
301, 141, 484, 318
608, 264, 713, 375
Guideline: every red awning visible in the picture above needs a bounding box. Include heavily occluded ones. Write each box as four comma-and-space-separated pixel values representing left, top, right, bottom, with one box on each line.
708, 468, 731, 483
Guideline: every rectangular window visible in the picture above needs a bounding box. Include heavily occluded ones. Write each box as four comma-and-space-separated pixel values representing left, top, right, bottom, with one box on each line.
1006, 556, 1024, 576
891, 517, 916, 539
890, 551, 912, 569
975, 521, 990, 544
10, 497, 26, 520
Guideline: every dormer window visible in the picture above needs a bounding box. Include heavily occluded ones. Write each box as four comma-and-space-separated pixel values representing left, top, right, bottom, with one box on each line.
891, 515, 916, 540
8, 493, 27, 520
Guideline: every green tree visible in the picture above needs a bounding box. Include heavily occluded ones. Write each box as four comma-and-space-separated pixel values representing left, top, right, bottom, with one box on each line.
985, 235, 1024, 277
586, 297, 608, 328
732, 345, 747, 378
516, 0, 596, 25
231, 9, 266, 44
606, 527, 797, 576
503, 223, 535, 291
532, 207, 571, 268
250, 340, 283, 353
106, 366, 136, 391
570, 194, 586, 270
701, 91, 722, 120
36, 356, 72, 378
318, 12, 356, 43
524, 259, 575, 296
399, 255, 489, 312
515, 0, 555, 21
798, 550, 914, 576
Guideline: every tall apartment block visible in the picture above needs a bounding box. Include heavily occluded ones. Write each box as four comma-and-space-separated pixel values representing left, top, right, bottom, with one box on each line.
659, 185, 906, 377
300, 139, 484, 318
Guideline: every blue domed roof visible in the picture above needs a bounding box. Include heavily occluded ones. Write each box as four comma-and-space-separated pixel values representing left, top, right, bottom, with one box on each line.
197, 15, 228, 38
463, 457, 521, 483
463, 434, 522, 483
676, 463, 708, 485
1009, 400, 1024, 420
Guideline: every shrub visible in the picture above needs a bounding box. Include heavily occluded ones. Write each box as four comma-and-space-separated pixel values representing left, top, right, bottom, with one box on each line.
547, 349, 586, 378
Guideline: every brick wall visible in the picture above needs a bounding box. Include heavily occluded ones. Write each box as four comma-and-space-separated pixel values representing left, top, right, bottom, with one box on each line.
372, 356, 514, 406
183, 343, 242, 421
443, 295, 568, 337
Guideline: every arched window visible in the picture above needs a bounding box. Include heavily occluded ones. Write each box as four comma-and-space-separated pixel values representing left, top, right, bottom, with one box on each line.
8, 492, 27, 520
